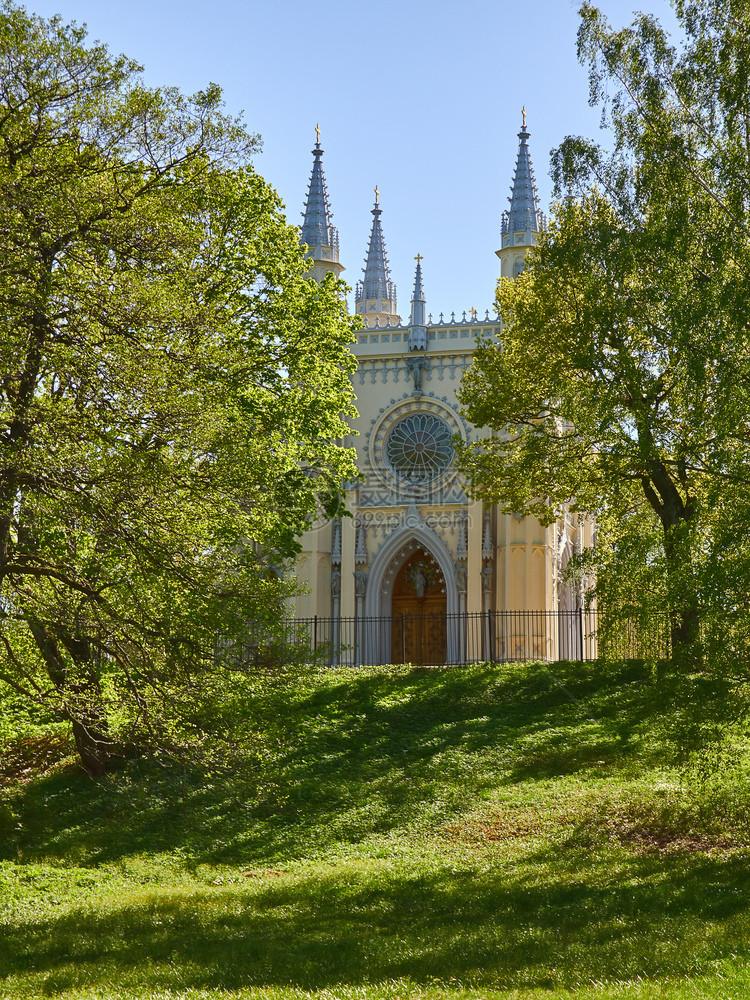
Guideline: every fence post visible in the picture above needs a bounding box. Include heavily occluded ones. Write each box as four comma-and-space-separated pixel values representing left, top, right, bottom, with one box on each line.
401, 613, 406, 664
488, 610, 495, 664
577, 607, 584, 662
313, 615, 318, 657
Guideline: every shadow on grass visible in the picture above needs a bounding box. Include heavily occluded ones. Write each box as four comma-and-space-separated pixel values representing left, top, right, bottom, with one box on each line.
1, 661, 689, 867
2, 845, 750, 994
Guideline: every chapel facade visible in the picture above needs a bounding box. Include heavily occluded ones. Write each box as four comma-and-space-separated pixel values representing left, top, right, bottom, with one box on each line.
289, 118, 594, 664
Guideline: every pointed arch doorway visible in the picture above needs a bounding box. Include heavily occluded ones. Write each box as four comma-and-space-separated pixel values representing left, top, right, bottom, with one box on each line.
390, 547, 447, 664
363, 519, 460, 665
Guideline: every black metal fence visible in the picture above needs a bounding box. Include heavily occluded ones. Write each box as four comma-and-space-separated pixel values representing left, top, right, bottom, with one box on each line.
252, 610, 670, 667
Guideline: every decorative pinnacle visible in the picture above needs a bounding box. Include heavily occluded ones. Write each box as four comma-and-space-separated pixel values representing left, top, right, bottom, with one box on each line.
300, 132, 339, 253
356, 190, 395, 303
412, 257, 425, 301
501, 111, 543, 236
315, 122, 320, 144
408, 254, 427, 349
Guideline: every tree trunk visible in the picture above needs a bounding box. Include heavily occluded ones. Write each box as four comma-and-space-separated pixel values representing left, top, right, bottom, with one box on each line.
663, 531, 702, 668
641, 462, 701, 667
28, 618, 114, 775
71, 715, 111, 777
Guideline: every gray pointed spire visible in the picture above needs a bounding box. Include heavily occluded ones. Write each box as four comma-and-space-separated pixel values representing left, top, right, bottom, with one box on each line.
359, 196, 394, 300
497, 112, 546, 278
411, 256, 425, 311
408, 254, 427, 350
501, 115, 545, 240
355, 188, 399, 328
299, 127, 343, 281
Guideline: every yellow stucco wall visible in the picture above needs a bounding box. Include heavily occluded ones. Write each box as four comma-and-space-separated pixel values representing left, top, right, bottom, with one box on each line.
288, 311, 593, 629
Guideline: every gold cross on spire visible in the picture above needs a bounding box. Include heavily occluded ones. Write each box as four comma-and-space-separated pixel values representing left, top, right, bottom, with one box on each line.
374, 185, 379, 205
315, 123, 321, 144
521, 105, 527, 128
414, 253, 423, 264
470, 306, 477, 318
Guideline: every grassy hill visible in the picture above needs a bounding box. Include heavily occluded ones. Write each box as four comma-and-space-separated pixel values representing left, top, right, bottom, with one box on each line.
2, 659, 750, 999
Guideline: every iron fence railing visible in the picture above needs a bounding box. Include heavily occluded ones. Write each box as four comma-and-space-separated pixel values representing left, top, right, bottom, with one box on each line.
229, 610, 670, 668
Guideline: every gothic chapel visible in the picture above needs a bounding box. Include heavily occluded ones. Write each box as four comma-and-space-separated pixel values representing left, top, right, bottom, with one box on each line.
289, 118, 594, 664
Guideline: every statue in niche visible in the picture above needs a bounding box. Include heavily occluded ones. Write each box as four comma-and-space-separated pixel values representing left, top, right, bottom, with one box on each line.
330, 568, 341, 597
406, 356, 425, 393
406, 558, 435, 597
455, 565, 467, 594
355, 569, 368, 598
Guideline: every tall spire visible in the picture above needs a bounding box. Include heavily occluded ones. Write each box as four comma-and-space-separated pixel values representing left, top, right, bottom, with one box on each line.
360, 189, 394, 300
408, 254, 427, 350
496, 110, 546, 279
299, 125, 343, 282
355, 188, 399, 328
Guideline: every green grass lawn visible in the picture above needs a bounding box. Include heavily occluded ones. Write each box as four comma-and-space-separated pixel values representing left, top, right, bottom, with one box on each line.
2, 660, 750, 999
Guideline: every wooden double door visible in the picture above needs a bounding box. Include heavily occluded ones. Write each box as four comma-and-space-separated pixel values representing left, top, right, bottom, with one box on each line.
390, 548, 447, 665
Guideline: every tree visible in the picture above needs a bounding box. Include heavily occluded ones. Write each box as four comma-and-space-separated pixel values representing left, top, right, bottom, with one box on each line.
0, 3, 358, 773
458, 1, 750, 665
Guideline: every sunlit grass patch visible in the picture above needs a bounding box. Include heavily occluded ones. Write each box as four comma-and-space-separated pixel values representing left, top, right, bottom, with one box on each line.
2, 660, 750, 999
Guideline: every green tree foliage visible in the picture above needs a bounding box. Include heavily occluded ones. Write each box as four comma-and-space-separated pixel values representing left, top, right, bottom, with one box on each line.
458, 1, 750, 664
0, 3, 358, 773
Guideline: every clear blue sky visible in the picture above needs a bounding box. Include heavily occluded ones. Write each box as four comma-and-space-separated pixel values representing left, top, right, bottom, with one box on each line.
28, 0, 678, 320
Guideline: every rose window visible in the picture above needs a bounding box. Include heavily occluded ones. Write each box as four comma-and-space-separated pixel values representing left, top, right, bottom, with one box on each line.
385, 413, 453, 483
